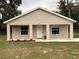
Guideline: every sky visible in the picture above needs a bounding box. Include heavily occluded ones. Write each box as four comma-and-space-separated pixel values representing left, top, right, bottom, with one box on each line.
18, 0, 59, 13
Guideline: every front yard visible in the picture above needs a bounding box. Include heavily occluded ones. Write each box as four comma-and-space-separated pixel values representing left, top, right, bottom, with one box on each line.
0, 34, 79, 59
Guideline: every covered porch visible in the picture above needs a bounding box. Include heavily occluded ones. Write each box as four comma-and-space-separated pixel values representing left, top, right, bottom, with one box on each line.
7, 24, 73, 41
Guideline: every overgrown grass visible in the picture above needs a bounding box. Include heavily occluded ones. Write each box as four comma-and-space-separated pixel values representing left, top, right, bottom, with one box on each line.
0, 34, 79, 59
74, 33, 79, 38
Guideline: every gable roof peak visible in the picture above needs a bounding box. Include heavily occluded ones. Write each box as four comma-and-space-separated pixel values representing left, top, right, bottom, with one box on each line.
4, 7, 76, 24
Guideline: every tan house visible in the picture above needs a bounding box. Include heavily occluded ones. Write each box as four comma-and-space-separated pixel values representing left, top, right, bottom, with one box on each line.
4, 7, 76, 41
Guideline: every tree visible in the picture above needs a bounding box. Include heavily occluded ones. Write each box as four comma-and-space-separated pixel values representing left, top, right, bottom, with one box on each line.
58, 0, 79, 20
58, 0, 68, 17
58, 0, 79, 33
0, 0, 22, 34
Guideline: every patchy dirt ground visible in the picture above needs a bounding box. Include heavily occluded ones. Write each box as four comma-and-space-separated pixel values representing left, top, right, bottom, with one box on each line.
0, 45, 79, 59
0, 35, 79, 59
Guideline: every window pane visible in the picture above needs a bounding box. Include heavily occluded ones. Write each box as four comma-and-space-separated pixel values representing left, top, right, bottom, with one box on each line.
21, 26, 28, 30
52, 28, 59, 34
21, 31, 28, 35
21, 26, 28, 35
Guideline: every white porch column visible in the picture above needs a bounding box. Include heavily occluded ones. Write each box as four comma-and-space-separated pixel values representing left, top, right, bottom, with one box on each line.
46, 24, 50, 39
70, 24, 73, 39
29, 24, 33, 39
7, 25, 10, 41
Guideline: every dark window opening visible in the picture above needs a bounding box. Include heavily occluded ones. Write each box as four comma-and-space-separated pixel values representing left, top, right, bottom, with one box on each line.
52, 28, 59, 34
21, 26, 29, 35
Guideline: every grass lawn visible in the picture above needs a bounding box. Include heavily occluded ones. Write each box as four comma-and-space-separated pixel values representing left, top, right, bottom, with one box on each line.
0, 34, 79, 59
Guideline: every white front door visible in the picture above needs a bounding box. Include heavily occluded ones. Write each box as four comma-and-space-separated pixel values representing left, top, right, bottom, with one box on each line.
37, 25, 43, 39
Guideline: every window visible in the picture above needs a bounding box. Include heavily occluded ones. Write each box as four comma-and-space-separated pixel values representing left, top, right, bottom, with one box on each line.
52, 28, 59, 34
21, 26, 29, 35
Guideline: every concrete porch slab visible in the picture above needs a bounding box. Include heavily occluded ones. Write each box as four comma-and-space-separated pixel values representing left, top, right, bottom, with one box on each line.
35, 38, 79, 42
